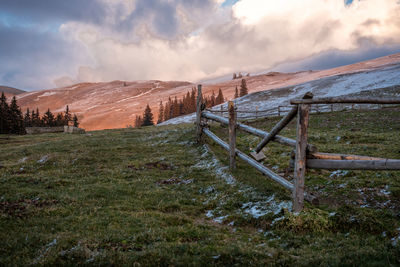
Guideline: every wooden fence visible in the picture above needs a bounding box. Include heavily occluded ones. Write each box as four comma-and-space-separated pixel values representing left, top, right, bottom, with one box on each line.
207, 102, 395, 120
195, 84, 400, 212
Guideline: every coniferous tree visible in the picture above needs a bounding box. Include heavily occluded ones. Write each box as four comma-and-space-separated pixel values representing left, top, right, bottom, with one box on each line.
142, 104, 154, 126
234, 86, 239, 99
34, 108, 41, 127
9, 96, 25, 134
0, 92, 10, 134
134, 115, 142, 128
216, 88, 224, 105
232, 73, 237, 80
31, 110, 36, 126
210, 91, 216, 107
55, 113, 64, 126
73, 114, 79, 127
157, 101, 164, 124
239, 79, 248, 97
43, 108, 55, 126
24, 108, 31, 127
173, 96, 179, 118
190, 87, 196, 113
183, 91, 191, 114
64, 105, 71, 125
164, 100, 170, 122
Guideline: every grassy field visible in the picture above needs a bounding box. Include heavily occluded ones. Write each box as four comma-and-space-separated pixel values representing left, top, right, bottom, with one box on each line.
1, 107, 400, 266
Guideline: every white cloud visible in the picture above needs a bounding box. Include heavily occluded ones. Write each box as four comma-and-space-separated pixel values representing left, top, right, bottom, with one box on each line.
57, 0, 400, 86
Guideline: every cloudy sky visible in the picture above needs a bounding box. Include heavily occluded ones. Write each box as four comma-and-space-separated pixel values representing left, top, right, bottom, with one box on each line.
1, 0, 400, 91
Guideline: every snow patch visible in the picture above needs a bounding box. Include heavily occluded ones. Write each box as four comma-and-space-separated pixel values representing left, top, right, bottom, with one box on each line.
192, 144, 236, 185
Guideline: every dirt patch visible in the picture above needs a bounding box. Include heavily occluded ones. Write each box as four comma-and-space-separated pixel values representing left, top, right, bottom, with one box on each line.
0, 198, 59, 218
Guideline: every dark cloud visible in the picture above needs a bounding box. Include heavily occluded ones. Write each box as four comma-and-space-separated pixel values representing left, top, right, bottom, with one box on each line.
0, 0, 107, 24
116, 0, 216, 38
0, 22, 89, 90
274, 44, 400, 72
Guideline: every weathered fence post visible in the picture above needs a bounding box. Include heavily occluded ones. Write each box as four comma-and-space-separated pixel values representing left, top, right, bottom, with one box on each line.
293, 103, 311, 212
278, 106, 281, 117
220, 105, 223, 117
256, 106, 258, 119
330, 104, 333, 112
196, 84, 203, 143
229, 101, 236, 170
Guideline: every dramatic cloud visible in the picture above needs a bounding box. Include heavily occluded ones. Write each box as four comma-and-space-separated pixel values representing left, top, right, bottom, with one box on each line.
0, 0, 399, 90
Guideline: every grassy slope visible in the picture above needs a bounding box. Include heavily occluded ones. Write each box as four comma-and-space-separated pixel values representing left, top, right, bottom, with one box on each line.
1, 107, 400, 266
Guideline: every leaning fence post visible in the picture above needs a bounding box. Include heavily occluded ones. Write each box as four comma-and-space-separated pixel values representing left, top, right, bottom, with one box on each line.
293, 103, 311, 212
229, 101, 237, 170
196, 84, 203, 143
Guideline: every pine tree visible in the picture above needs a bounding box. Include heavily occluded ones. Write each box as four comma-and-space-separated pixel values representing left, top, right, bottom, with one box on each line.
64, 105, 71, 125
43, 108, 55, 126
216, 88, 224, 105
172, 96, 179, 118
190, 87, 196, 113
234, 86, 239, 99
73, 114, 79, 127
210, 91, 216, 107
233, 73, 237, 80
9, 96, 25, 134
55, 113, 64, 126
239, 79, 248, 97
164, 100, 170, 122
142, 104, 154, 126
24, 108, 31, 127
157, 101, 164, 124
0, 92, 10, 134
34, 108, 41, 127
134, 115, 142, 128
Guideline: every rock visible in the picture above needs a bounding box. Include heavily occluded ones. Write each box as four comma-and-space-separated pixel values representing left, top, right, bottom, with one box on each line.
64, 126, 86, 134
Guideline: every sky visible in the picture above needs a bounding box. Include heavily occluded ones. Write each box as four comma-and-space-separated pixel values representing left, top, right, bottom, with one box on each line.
0, 0, 400, 91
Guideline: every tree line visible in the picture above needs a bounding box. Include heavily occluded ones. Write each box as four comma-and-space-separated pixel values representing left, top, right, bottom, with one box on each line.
0, 92, 79, 135
134, 79, 249, 127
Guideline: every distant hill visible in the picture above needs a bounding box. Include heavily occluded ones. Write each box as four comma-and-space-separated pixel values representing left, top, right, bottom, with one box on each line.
0, 86, 26, 97
17, 52, 400, 131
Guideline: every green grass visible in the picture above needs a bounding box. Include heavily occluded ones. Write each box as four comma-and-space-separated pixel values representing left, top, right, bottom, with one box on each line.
1, 107, 400, 266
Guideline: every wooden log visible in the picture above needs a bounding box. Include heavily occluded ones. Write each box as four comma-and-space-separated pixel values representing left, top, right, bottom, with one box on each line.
291, 97, 400, 105
196, 84, 203, 143
307, 159, 400, 170
228, 101, 236, 170
293, 103, 311, 212
255, 106, 298, 153
202, 128, 294, 190
255, 93, 313, 153
308, 152, 385, 161
202, 111, 318, 152
202, 128, 317, 203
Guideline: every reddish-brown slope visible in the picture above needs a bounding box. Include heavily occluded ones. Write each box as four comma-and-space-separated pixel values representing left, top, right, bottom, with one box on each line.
1, 86, 26, 98
17, 53, 400, 131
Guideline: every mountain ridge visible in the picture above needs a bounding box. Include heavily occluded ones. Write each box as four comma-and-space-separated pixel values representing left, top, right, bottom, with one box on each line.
16, 52, 400, 131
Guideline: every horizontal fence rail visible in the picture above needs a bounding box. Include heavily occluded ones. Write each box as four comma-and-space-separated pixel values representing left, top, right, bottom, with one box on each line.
195, 85, 400, 212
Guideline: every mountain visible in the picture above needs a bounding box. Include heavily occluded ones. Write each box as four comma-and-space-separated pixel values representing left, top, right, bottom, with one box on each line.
0, 86, 26, 97
17, 53, 400, 130
162, 53, 400, 125
17, 80, 193, 130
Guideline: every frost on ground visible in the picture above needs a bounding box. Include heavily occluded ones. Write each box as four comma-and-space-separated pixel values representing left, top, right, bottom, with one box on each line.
192, 144, 292, 225
192, 144, 236, 185
37, 155, 49, 164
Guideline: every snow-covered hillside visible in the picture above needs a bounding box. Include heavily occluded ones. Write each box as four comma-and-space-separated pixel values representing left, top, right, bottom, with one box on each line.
160, 63, 400, 125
